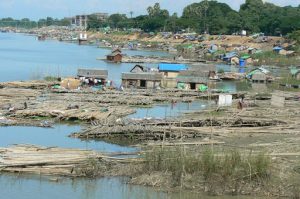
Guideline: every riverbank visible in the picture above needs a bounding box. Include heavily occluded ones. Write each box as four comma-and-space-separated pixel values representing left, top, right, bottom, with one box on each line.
0, 79, 299, 198
2, 27, 299, 67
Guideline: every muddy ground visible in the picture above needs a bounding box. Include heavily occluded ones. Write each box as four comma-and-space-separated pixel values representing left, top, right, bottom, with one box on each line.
0, 80, 299, 198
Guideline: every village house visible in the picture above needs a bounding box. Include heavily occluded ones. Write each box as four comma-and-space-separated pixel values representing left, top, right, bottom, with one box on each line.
158, 63, 187, 88
77, 68, 108, 86
121, 72, 163, 89
106, 49, 122, 63
246, 67, 273, 83
176, 70, 210, 90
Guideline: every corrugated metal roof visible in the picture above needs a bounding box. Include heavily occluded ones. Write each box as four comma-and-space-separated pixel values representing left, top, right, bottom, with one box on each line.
158, 63, 187, 72
77, 69, 108, 79
122, 72, 163, 81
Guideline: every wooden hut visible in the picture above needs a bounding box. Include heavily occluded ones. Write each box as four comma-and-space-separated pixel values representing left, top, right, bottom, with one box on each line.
106, 52, 122, 63
121, 72, 163, 89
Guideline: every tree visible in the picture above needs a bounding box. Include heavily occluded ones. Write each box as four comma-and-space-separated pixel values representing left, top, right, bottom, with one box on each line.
130, 11, 134, 19
108, 14, 128, 29
46, 17, 54, 26
182, 1, 240, 34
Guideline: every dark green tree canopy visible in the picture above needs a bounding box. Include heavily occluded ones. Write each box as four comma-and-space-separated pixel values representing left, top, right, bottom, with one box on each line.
0, 0, 299, 35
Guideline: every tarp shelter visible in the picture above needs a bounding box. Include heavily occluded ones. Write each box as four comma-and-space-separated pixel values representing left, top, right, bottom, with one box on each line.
273, 46, 282, 53
61, 78, 81, 90
198, 84, 208, 92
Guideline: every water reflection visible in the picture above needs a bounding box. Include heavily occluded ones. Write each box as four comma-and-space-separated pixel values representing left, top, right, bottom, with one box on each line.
0, 125, 136, 153
128, 100, 211, 119
0, 174, 167, 199
0, 33, 167, 84
0, 173, 258, 199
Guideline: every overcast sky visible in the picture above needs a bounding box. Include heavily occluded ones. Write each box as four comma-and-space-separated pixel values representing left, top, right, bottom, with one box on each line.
0, 0, 299, 19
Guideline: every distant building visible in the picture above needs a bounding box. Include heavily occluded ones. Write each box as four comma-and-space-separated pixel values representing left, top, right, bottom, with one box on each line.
70, 13, 109, 29
71, 15, 88, 29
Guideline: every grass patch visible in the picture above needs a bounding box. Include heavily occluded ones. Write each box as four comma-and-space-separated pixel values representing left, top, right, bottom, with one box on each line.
142, 147, 271, 194
44, 76, 60, 82
252, 51, 298, 66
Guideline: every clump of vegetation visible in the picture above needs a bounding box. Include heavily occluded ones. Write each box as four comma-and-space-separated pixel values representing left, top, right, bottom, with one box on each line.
252, 51, 298, 66
44, 76, 60, 82
142, 147, 271, 194
217, 68, 225, 74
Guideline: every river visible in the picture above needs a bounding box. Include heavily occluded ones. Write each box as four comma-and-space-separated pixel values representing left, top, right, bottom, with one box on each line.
0, 32, 168, 83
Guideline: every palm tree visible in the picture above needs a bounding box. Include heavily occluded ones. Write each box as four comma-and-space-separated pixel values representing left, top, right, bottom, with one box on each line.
130, 11, 134, 19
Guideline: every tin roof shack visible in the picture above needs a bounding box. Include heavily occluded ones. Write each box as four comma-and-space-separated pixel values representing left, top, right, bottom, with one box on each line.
246, 67, 273, 83
176, 70, 209, 90
121, 73, 163, 89
222, 52, 239, 65
77, 68, 108, 86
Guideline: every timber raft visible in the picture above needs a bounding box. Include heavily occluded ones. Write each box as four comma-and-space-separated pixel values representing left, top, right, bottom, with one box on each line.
0, 145, 139, 177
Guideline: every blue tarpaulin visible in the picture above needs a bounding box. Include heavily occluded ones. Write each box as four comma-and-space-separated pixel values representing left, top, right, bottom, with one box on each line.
158, 63, 188, 72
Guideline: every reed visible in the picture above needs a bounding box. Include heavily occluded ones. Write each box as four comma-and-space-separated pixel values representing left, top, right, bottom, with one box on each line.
142, 147, 271, 190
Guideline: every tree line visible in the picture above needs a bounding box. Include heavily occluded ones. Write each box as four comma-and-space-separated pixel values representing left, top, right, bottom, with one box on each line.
88, 0, 300, 36
0, 0, 299, 36
0, 17, 70, 29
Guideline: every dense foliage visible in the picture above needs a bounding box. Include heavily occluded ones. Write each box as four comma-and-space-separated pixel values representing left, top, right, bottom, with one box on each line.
0, 17, 70, 29
0, 0, 299, 35
87, 0, 299, 35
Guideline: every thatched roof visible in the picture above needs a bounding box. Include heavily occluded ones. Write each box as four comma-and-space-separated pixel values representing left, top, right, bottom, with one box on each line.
77, 69, 108, 79
122, 72, 163, 81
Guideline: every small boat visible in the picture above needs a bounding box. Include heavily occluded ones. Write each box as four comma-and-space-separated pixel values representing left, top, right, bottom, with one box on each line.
37, 35, 46, 41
